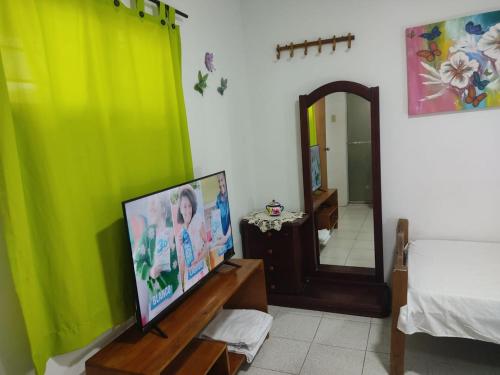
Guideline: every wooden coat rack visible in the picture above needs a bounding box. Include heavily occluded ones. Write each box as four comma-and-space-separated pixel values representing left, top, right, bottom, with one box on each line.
276, 33, 355, 60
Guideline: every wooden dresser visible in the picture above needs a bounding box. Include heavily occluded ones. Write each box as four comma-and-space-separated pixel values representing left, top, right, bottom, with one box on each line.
240, 215, 310, 296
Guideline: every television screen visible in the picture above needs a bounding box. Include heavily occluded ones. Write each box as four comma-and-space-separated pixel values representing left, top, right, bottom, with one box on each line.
122, 171, 234, 330
310, 145, 321, 191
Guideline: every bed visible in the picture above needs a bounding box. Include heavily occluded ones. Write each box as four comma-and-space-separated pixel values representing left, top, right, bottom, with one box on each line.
390, 219, 500, 375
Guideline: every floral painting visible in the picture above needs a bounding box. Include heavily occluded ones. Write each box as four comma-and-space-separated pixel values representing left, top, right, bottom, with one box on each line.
406, 10, 500, 115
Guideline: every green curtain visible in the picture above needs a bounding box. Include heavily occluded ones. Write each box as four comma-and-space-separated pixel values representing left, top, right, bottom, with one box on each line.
0, 1, 193, 373
308, 105, 318, 146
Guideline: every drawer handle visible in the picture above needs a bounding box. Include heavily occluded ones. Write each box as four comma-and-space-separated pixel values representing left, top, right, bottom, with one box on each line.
267, 249, 273, 255
269, 265, 274, 271
270, 284, 276, 290
267, 232, 272, 238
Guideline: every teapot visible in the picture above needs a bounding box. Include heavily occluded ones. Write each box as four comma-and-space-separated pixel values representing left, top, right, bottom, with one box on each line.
266, 200, 285, 216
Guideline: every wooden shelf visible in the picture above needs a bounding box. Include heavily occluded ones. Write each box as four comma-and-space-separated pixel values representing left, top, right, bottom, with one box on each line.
228, 352, 246, 375
313, 188, 337, 211
86, 259, 267, 375
164, 339, 228, 375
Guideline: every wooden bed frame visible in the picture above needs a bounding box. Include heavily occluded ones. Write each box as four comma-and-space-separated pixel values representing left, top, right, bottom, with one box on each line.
390, 218, 409, 375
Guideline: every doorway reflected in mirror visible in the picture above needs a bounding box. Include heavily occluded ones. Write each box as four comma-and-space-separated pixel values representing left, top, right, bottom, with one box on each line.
308, 92, 374, 268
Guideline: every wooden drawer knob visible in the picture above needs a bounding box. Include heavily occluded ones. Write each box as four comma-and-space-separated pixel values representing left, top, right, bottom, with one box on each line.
270, 284, 276, 290
267, 232, 272, 238
267, 249, 273, 255
269, 265, 274, 271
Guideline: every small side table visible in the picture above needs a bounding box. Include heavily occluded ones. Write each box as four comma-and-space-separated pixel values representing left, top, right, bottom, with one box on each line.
240, 212, 310, 295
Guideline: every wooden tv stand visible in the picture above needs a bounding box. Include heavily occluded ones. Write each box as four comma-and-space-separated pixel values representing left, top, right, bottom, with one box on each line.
313, 188, 338, 230
85, 259, 267, 375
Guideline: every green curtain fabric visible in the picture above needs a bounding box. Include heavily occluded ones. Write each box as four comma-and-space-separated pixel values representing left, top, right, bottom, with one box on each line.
0, 1, 193, 373
308, 106, 318, 146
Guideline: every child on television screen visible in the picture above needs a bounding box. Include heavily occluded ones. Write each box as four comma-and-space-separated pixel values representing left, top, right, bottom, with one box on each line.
175, 185, 210, 290
213, 173, 233, 252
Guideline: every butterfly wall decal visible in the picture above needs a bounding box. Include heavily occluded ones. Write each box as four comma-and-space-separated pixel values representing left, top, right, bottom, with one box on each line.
416, 42, 441, 62
465, 21, 485, 35
205, 52, 215, 72
465, 85, 487, 107
217, 78, 228, 96
472, 71, 489, 90
419, 25, 441, 40
194, 71, 209, 96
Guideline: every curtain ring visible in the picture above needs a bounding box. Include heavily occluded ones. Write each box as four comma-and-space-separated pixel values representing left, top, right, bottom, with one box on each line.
290, 43, 294, 58
276, 45, 281, 60
332, 36, 336, 51
318, 38, 322, 54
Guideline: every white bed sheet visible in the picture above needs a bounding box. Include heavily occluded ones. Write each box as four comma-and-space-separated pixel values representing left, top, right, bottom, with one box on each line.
397, 239, 500, 344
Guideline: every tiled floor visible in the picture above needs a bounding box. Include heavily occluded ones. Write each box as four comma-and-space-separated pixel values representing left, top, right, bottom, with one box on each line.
238, 306, 500, 375
320, 204, 375, 268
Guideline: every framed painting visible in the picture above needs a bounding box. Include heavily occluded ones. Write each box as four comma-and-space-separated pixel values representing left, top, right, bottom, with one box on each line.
406, 10, 500, 116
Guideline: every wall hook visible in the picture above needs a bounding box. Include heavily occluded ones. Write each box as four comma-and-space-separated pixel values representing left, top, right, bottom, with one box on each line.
347, 33, 352, 49
304, 40, 308, 56
318, 38, 322, 53
276, 45, 281, 60
332, 35, 337, 51
290, 43, 294, 58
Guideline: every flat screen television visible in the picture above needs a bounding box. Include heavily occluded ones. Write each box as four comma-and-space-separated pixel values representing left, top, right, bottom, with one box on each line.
310, 145, 321, 191
122, 171, 235, 331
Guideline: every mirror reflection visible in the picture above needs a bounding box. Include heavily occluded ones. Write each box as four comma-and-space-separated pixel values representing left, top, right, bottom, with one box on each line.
308, 92, 374, 268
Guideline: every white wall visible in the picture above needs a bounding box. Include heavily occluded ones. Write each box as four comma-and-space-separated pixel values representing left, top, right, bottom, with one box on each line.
325, 93, 348, 206
0, 0, 255, 373
240, 0, 500, 281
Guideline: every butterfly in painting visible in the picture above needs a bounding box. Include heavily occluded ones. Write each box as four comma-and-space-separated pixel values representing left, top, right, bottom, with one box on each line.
465, 85, 487, 107
419, 25, 441, 40
416, 42, 441, 62
406, 29, 416, 39
217, 77, 228, 96
194, 71, 209, 96
465, 21, 485, 35
472, 71, 489, 90
484, 69, 493, 77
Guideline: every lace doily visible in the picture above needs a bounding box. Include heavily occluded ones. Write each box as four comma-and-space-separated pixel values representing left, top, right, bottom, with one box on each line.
243, 210, 305, 232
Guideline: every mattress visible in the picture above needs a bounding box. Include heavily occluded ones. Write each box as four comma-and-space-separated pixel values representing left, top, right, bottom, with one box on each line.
397, 239, 500, 344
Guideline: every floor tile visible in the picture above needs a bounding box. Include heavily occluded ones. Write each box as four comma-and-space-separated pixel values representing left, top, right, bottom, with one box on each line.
252, 337, 310, 374
363, 351, 389, 375
367, 323, 390, 354
330, 238, 355, 249
267, 305, 281, 318
352, 240, 374, 250
320, 255, 347, 266
239, 365, 293, 374
370, 316, 391, 326
337, 222, 363, 231
279, 306, 323, 317
322, 312, 371, 323
321, 246, 351, 257
270, 312, 321, 342
348, 247, 375, 260
345, 258, 375, 268
314, 318, 370, 350
299, 343, 364, 375
335, 230, 359, 240
357, 232, 374, 240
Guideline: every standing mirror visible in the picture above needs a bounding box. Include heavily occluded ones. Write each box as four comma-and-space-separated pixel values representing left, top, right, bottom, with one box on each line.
300, 81, 384, 283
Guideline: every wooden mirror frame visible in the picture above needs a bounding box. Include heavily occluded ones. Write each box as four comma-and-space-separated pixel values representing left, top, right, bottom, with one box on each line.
299, 81, 383, 283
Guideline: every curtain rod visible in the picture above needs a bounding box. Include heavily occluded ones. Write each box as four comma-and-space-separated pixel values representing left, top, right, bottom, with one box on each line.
149, 0, 189, 19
